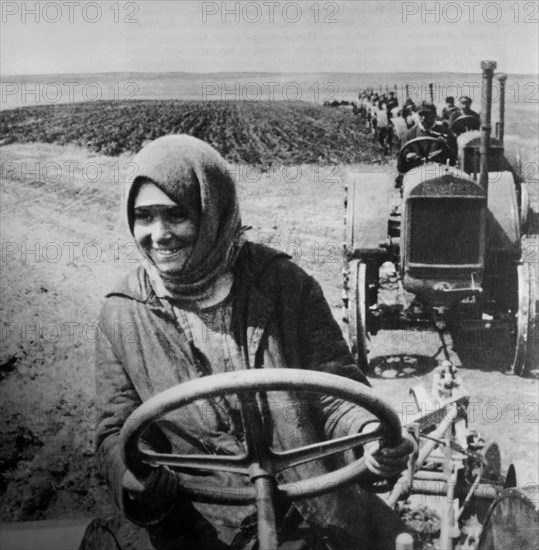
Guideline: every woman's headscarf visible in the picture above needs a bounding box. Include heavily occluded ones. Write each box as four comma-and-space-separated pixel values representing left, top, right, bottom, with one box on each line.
126, 135, 244, 302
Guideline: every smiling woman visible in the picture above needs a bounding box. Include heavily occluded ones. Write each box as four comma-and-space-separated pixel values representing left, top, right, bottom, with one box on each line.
94, 134, 413, 549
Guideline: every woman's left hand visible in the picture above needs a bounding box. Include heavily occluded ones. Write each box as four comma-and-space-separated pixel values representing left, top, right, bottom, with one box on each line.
362, 424, 414, 478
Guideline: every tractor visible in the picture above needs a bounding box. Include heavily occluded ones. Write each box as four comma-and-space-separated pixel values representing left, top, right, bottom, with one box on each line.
343, 61, 537, 377
2, 365, 525, 549
47, 365, 537, 550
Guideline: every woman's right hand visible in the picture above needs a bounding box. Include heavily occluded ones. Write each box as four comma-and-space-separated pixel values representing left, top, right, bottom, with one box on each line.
122, 466, 179, 508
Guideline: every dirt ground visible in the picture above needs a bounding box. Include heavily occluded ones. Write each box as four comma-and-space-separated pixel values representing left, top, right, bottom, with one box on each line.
0, 142, 538, 529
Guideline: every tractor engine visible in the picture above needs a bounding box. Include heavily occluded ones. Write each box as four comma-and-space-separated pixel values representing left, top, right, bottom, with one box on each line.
458, 132, 507, 175
401, 164, 487, 307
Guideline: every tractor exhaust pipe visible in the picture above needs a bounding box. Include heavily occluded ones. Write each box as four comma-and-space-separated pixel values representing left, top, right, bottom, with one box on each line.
479, 60, 497, 194
496, 73, 507, 144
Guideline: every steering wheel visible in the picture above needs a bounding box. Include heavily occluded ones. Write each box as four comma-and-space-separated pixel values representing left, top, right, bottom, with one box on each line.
399, 136, 451, 173
121, 369, 405, 500
120, 369, 407, 546
120, 370, 408, 546
450, 115, 480, 135
120, 369, 408, 549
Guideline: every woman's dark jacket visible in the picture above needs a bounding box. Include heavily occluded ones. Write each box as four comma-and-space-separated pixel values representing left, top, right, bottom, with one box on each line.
95, 242, 379, 549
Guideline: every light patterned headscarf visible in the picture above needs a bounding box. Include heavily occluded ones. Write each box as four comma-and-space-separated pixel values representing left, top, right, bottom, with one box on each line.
126, 135, 245, 302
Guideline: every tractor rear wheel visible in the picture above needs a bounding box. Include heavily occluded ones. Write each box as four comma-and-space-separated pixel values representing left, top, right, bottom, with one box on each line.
346, 259, 379, 370
477, 488, 539, 550
78, 519, 122, 550
510, 236, 538, 376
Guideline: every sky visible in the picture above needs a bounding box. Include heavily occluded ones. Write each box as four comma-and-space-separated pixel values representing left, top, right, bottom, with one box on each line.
1, 0, 538, 75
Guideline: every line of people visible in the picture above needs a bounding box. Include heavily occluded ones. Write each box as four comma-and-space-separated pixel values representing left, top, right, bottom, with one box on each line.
356, 90, 400, 155
356, 90, 480, 158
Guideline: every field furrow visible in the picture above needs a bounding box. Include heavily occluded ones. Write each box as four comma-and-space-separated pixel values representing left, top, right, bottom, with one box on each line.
0, 100, 385, 165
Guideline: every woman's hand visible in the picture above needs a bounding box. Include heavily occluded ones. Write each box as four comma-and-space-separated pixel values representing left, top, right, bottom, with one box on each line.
122, 466, 179, 508
362, 423, 413, 478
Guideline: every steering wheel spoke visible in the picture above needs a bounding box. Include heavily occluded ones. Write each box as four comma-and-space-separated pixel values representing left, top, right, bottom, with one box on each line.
140, 448, 251, 475
270, 428, 384, 472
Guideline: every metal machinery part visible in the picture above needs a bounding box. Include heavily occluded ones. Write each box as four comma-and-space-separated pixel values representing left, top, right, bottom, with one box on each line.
389, 360, 538, 550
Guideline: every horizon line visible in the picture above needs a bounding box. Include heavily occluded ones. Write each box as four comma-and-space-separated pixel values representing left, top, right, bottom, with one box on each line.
2, 69, 537, 79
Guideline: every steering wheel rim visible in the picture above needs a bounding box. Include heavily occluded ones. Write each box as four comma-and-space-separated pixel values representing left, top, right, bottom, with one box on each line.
120, 368, 403, 504
450, 115, 480, 135
399, 136, 450, 172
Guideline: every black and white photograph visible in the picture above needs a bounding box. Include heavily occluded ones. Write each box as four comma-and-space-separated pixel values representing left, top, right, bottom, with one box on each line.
1, 1, 538, 548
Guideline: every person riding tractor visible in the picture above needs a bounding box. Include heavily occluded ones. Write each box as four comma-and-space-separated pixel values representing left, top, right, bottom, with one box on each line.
397, 102, 457, 174
441, 96, 459, 124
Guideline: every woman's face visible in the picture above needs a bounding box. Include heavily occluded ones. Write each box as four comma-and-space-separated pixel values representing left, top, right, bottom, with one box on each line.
133, 182, 199, 273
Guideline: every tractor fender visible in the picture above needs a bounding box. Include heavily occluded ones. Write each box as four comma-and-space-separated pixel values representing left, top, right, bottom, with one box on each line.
345, 172, 394, 256
487, 171, 520, 253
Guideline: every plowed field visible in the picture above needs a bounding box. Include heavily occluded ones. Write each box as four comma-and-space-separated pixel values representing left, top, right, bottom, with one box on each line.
0, 100, 383, 164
